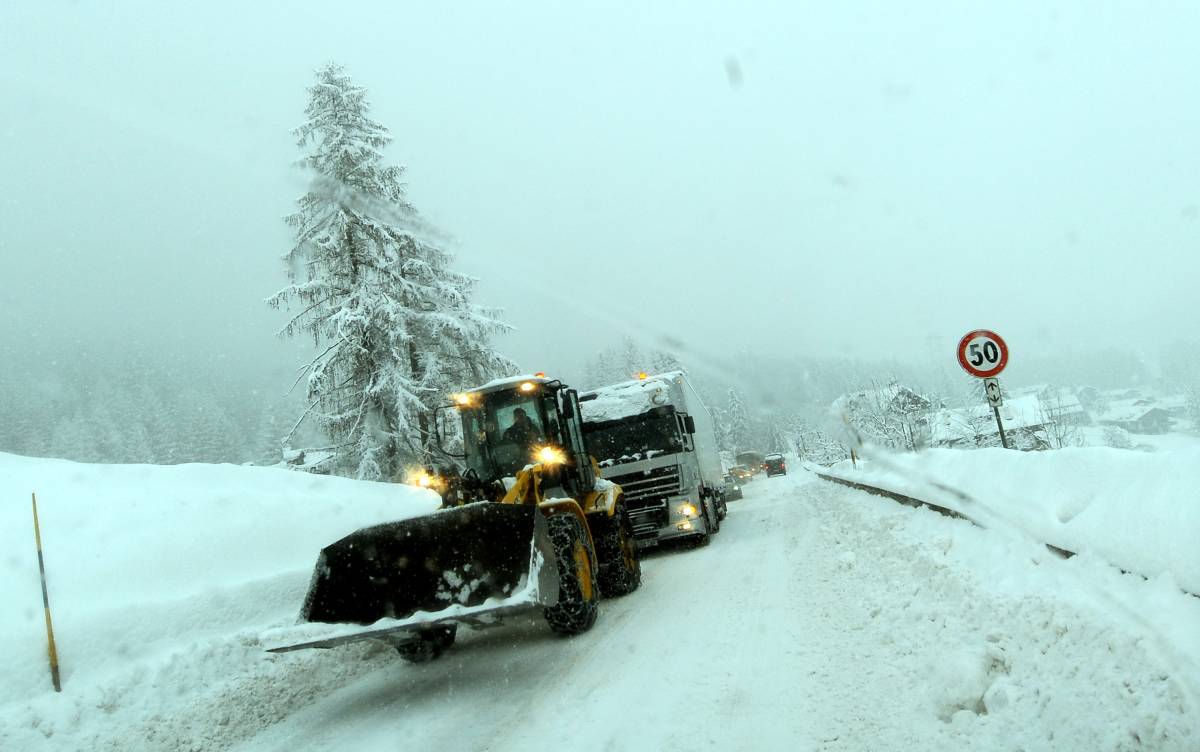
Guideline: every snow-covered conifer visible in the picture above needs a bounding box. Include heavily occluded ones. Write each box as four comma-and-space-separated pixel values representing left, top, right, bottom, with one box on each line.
726, 387, 752, 452
649, 348, 684, 374
621, 336, 644, 378
270, 63, 513, 479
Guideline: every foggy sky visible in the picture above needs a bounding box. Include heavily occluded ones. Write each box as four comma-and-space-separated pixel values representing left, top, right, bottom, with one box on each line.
3, 1, 1198, 390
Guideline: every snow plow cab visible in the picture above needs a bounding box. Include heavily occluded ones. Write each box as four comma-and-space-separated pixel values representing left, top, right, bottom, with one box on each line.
264, 375, 642, 662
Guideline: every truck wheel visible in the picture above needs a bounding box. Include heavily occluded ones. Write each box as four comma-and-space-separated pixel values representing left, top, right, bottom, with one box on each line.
592, 503, 642, 598
394, 624, 457, 663
543, 513, 600, 636
717, 494, 728, 521
691, 504, 712, 547
707, 499, 721, 534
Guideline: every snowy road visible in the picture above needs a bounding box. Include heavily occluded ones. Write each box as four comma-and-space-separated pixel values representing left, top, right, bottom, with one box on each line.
228, 472, 1197, 752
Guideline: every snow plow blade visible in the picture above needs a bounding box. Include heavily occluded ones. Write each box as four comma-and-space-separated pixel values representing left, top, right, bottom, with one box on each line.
265, 503, 557, 653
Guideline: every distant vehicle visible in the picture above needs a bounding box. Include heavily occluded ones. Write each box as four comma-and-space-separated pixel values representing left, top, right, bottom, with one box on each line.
580, 371, 725, 547
729, 465, 754, 482
763, 453, 787, 476
736, 451, 765, 475
723, 473, 744, 501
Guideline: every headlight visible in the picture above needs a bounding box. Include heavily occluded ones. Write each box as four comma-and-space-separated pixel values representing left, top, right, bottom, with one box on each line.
405, 470, 442, 490
534, 445, 567, 465
678, 501, 698, 517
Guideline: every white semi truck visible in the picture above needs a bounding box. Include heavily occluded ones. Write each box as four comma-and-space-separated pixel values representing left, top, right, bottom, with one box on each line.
579, 372, 726, 546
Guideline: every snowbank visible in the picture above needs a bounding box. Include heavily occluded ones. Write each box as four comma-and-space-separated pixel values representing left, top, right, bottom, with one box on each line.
0, 452, 438, 746
818, 446, 1200, 593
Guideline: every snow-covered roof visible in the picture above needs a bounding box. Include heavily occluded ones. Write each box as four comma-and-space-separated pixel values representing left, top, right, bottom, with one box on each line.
1041, 393, 1085, 416
280, 448, 336, 471
1095, 398, 1168, 424
929, 409, 976, 446
930, 395, 1049, 444
471, 373, 554, 393
830, 384, 929, 414
580, 371, 684, 423
984, 395, 1048, 429
1157, 394, 1188, 410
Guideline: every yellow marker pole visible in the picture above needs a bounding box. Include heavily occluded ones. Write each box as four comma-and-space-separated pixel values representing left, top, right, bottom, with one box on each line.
31, 493, 62, 692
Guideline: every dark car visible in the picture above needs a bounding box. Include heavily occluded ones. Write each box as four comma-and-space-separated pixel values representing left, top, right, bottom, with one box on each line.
729, 464, 754, 483
763, 453, 786, 476
723, 473, 743, 501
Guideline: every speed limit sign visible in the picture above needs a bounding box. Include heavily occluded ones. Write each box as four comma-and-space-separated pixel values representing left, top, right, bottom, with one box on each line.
957, 329, 1009, 378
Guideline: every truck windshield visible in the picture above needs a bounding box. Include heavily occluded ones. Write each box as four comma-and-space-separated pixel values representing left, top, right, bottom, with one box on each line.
583, 408, 681, 467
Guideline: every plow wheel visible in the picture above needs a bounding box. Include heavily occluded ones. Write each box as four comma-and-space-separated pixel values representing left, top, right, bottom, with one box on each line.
543, 513, 600, 636
394, 624, 457, 663
593, 503, 642, 597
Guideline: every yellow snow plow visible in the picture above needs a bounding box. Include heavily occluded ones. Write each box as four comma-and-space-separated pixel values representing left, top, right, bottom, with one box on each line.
263, 375, 642, 662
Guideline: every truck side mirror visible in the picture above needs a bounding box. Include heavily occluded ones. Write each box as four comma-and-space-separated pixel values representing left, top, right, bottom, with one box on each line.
684, 415, 696, 435
562, 389, 576, 419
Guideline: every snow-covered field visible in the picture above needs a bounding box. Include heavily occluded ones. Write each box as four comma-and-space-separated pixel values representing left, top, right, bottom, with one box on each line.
1080, 426, 1200, 454
2, 453, 1197, 750
0, 453, 439, 750
817, 445, 1200, 595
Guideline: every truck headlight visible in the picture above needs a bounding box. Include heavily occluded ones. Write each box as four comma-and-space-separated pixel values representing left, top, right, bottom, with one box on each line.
678, 501, 698, 517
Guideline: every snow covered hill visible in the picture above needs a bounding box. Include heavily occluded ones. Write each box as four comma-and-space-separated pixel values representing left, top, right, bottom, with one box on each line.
0, 453, 439, 749
2, 454, 1196, 751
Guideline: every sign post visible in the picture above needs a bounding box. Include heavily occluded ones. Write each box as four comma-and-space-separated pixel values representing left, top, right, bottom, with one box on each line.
31, 493, 62, 692
956, 330, 1011, 449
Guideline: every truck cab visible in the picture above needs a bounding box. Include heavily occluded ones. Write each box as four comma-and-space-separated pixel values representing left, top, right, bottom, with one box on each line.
579, 372, 725, 546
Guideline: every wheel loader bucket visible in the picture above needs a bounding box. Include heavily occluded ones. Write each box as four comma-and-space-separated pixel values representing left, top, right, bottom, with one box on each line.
300, 502, 556, 627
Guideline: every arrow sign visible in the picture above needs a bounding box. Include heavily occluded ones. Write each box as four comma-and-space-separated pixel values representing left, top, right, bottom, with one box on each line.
984, 378, 1003, 407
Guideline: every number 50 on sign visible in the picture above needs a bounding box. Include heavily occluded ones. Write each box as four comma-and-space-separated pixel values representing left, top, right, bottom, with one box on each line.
956, 330, 1009, 378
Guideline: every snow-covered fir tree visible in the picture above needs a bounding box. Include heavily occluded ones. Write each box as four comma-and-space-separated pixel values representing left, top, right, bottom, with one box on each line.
1186, 387, 1200, 436
725, 387, 752, 453
271, 63, 514, 479
648, 348, 684, 374
620, 336, 644, 378
582, 345, 628, 389
764, 416, 789, 454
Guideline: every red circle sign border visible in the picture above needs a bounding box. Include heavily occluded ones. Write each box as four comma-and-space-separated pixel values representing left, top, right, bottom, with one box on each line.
957, 329, 1009, 377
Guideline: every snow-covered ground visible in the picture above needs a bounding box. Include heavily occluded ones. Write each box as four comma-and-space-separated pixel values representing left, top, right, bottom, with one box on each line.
0, 453, 439, 750
817, 445, 1200, 595
1079, 425, 1200, 453
2, 454, 1197, 750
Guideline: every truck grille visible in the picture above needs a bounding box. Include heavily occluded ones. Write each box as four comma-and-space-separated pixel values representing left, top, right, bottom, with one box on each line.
607, 464, 682, 540
608, 464, 682, 502
626, 500, 667, 539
